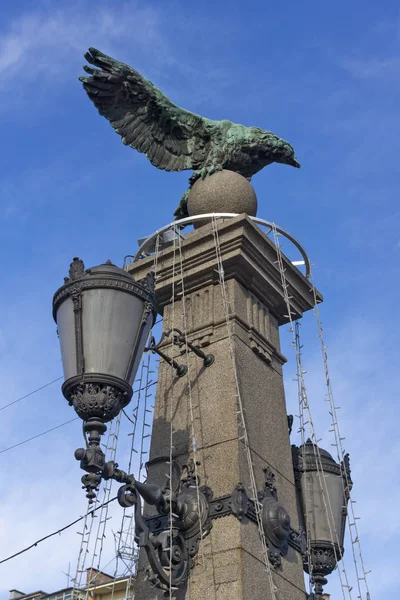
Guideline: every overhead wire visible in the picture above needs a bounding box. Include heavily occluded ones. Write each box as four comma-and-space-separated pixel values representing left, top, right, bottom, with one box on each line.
0, 375, 63, 412
0, 375, 77, 456
0, 497, 117, 566
0, 418, 79, 455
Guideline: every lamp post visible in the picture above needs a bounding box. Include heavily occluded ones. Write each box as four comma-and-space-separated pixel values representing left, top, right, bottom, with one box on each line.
292, 439, 352, 599
52, 257, 220, 592
53, 257, 157, 501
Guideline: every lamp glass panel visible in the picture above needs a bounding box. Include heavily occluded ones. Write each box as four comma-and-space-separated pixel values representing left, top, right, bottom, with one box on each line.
81, 288, 147, 381
325, 472, 346, 546
301, 471, 345, 544
56, 296, 77, 380
127, 316, 153, 386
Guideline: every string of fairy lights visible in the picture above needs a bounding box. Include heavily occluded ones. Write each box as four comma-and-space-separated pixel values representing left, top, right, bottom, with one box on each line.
1, 217, 371, 600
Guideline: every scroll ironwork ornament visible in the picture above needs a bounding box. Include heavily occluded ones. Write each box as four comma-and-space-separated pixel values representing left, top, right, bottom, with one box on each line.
116, 459, 213, 593
69, 383, 130, 422
259, 467, 291, 569
287, 414, 294, 436
93, 459, 309, 592
342, 452, 353, 497
230, 483, 249, 521
66, 256, 86, 282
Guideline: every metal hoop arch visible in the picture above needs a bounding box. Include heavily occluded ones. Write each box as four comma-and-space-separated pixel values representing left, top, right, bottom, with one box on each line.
132, 213, 311, 278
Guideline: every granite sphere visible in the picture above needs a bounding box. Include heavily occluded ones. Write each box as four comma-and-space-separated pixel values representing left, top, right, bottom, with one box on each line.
187, 170, 258, 223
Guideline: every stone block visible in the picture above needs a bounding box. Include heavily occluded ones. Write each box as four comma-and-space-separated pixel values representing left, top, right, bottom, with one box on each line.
215, 581, 241, 600
202, 440, 240, 498
209, 515, 241, 553
241, 549, 305, 600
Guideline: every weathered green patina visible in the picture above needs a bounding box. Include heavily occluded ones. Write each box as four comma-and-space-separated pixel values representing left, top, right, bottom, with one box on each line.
80, 48, 300, 218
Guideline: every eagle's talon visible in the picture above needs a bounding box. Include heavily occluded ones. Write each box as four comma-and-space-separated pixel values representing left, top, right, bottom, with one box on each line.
190, 164, 222, 184
174, 188, 190, 220
207, 164, 223, 176
189, 170, 202, 185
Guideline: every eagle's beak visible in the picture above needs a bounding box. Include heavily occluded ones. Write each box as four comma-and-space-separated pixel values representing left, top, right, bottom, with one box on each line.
288, 157, 301, 168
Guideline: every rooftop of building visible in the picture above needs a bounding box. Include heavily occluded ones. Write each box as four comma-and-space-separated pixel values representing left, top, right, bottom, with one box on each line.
9, 568, 135, 600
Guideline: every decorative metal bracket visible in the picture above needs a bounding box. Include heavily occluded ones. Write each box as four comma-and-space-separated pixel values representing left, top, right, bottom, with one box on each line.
287, 414, 294, 436
143, 472, 306, 581
258, 467, 294, 568
84, 460, 306, 594
145, 328, 214, 378
113, 459, 213, 593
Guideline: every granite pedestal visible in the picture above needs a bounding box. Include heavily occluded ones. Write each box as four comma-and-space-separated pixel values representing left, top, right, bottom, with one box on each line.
128, 214, 319, 600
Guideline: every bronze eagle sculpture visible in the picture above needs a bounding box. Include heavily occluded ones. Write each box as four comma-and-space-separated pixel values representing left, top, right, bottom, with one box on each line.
79, 48, 300, 218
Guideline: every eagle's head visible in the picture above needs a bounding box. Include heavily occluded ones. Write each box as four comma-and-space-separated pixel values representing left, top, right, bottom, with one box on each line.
252, 128, 300, 169
275, 142, 300, 168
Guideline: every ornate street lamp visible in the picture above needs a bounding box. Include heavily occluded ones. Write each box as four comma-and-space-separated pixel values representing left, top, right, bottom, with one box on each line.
52, 257, 220, 592
53, 257, 157, 501
292, 439, 352, 599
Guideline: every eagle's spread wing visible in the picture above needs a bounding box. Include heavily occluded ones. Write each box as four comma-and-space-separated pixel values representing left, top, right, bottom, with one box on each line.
79, 48, 212, 172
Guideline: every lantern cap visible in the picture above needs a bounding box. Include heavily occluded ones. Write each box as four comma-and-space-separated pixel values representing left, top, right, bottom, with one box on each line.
296, 439, 343, 477
301, 438, 335, 463
88, 260, 133, 280
53, 257, 156, 322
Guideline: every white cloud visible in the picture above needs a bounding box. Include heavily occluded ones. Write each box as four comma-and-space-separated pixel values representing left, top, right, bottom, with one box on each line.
340, 56, 400, 81
0, 2, 170, 84
0, 1, 237, 113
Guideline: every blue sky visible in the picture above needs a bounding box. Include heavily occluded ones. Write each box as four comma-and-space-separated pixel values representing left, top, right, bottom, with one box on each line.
0, 0, 399, 597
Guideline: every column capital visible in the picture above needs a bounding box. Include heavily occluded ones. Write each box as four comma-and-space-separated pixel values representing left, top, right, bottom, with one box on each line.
129, 214, 322, 325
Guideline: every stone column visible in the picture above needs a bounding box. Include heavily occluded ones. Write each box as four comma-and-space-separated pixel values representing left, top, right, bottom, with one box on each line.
129, 214, 319, 600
